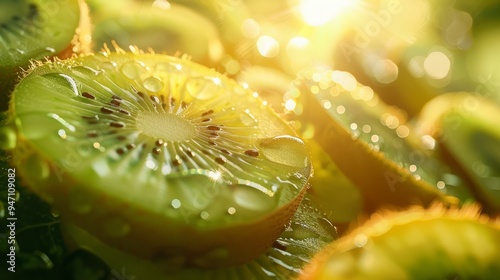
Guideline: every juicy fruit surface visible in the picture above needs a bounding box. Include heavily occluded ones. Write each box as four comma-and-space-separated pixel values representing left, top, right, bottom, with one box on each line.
8, 51, 312, 267
290, 69, 475, 209
64, 194, 337, 280
300, 205, 500, 280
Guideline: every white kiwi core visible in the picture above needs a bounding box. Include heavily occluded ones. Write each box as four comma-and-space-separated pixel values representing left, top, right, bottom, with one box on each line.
136, 111, 197, 142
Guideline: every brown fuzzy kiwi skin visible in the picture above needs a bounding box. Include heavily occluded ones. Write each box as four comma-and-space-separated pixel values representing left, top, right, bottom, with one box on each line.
7, 50, 312, 268
299, 204, 500, 280
0, 0, 91, 110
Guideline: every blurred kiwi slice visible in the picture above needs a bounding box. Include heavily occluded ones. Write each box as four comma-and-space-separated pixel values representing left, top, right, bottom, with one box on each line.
417, 92, 500, 214
62, 194, 337, 279
4, 49, 312, 268
0, 0, 90, 106
89, 0, 224, 66
290, 68, 475, 211
300, 204, 500, 280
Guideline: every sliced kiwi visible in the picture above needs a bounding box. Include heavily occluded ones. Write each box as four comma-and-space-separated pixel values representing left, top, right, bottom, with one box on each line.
417, 92, 500, 214
0, 0, 90, 106
300, 204, 500, 280
4, 49, 312, 268
62, 193, 337, 279
89, 0, 224, 66
290, 68, 475, 211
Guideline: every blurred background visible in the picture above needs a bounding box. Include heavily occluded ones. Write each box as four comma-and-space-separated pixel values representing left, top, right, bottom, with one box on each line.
88, 0, 500, 117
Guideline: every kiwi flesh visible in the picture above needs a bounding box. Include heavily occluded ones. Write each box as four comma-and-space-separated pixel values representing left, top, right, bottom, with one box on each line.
4, 48, 313, 268
0, 0, 90, 109
417, 92, 500, 214
289, 68, 476, 211
299, 204, 500, 280
62, 193, 337, 279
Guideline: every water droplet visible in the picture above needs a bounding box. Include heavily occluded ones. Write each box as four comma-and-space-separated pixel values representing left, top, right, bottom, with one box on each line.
69, 188, 93, 214
354, 234, 368, 247
227, 207, 236, 215
18, 114, 63, 140
233, 184, 275, 212
437, 181, 446, 190
100, 61, 116, 70
171, 199, 181, 209
0, 125, 17, 150
186, 77, 224, 100
143, 76, 163, 93
103, 217, 131, 237
259, 135, 309, 168
120, 61, 144, 79
240, 110, 258, 126
200, 211, 209, 220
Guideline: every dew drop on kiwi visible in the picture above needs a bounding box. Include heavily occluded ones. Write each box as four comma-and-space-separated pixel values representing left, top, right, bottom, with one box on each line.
120, 61, 144, 79
192, 247, 229, 268
143, 76, 163, 93
186, 77, 223, 100
259, 135, 309, 168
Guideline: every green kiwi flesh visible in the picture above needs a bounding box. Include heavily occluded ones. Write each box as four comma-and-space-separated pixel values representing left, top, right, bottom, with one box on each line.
417, 92, 500, 214
300, 204, 500, 280
63, 194, 337, 280
0, 0, 81, 98
290, 69, 475, 210
6, 50, 312, 268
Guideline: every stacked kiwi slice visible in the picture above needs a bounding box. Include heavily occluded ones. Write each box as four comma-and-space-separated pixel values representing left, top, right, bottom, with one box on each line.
299, 204, 500, 280
0, 0, 90, 109
3, 48, 339, 278
417, 92, 500, 214
88, 0, 224, 66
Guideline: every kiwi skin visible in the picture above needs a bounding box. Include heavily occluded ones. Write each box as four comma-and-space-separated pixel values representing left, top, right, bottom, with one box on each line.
0, 0, 91, 110
300, 204, 500, 280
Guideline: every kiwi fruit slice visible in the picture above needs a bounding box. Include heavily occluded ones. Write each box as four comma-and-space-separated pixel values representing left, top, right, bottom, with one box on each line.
417, 92, 500, 214
4, 48, 313, 268
290, 68, 475, 211
0, 0, 90, 108
89, 0, 224, 66
299, 204, 500, 280
62, 193, 337, 279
